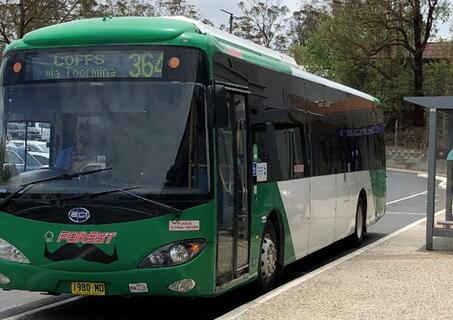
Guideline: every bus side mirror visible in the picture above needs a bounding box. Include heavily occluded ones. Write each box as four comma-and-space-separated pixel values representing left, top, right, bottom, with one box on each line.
208, 85, 229, 128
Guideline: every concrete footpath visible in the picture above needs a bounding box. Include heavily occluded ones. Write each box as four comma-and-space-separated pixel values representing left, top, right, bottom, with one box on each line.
220, 216, 453, 320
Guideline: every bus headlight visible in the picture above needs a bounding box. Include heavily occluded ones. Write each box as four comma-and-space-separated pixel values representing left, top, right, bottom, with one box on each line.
139, 239, 205, 268
0, 238, 30, 264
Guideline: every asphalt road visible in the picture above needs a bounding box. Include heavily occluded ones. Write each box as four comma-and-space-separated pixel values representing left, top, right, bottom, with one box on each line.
0, 170, 444, 320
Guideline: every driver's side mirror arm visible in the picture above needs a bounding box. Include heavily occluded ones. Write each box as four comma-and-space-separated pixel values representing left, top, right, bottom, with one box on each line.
208, 85, 229, 128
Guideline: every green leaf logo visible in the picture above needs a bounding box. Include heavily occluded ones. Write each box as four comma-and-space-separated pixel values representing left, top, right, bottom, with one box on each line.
45, 231, 54, 243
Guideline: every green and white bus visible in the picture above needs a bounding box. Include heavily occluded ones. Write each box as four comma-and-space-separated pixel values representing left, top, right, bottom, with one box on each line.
0, 16, 386, 297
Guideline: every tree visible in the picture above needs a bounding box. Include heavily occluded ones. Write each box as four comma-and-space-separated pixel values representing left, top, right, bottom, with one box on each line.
233, 0, 290, 51
0, 0, 213, 49
290, 6, 415, 129
290, 1, 327, 46
325, 0, 451, 126
98, 0, 156, 16
0, 0, 96, 46
97, 1, 212, 24
156, 0, 198, 19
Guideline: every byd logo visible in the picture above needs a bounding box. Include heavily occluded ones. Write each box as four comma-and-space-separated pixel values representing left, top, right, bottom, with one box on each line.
68, 208, 90, 223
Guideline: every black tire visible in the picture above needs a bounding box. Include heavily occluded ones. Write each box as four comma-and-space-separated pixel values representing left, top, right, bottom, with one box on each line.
257, 221, 280, 292
350, 198, 366, 247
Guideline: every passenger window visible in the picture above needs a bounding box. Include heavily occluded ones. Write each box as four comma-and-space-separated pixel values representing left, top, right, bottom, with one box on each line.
290, 127, 307, 179
274, 129, 291, 181
252, 126, 271, 183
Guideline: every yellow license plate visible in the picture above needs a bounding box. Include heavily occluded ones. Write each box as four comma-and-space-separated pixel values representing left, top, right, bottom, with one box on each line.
71, 282, 105, 296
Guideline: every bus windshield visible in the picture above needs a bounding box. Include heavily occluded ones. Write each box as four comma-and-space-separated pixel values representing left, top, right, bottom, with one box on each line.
0, 48, 209, 213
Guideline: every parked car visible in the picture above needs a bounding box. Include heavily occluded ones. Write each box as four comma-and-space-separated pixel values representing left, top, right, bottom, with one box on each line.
7, 122, 41, 141
28, 151, 49, 167
8, 140, 49, 153
5, 146, 45, 173
34, 122, 51, 141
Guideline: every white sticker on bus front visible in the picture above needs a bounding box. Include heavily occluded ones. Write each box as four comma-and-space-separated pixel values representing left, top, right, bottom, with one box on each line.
256, 162, 267, 182
129, 283, 148, 293
169, 220, 200, 231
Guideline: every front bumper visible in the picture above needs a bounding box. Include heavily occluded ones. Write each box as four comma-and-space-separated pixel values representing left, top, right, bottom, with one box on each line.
0, 252, 215, 297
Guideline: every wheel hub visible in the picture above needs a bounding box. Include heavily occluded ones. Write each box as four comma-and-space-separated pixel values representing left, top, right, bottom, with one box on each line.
260, 234, 277, 281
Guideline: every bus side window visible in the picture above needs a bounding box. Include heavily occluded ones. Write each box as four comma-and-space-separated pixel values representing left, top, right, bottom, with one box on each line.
252, 126, 270, 182
290, 127, 306, 179
274, 129, 291, 181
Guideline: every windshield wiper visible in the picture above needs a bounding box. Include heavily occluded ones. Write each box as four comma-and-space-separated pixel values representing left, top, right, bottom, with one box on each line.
24, 185, 182, 216
0, 167, 112, 210
50, 186, 141, 203
117, 188, 182, 215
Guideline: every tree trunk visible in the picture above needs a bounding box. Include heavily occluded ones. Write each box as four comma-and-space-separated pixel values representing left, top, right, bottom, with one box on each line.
413, 51, 425, 126
412, 0, 425, 127
18, 0, 26, 39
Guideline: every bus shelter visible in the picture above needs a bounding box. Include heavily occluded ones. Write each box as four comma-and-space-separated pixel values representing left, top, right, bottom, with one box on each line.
404, 96, 453, 250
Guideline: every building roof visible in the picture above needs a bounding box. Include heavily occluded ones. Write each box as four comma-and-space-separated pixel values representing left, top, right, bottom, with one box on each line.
423, 42, 453, 60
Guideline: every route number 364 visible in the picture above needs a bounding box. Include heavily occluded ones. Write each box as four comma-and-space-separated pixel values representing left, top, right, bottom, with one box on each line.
128, 53, 163, 77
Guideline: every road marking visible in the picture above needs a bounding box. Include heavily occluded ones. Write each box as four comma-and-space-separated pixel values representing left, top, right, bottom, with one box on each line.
3, 296, 82, 320
217, 209, 445, 320
386, 191, 427, 205
386, 167, 427, 175
387, 211, 426, 216
417, 173, 447, 190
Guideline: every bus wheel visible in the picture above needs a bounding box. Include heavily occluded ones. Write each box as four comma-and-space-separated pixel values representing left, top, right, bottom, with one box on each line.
257, 221, 279, 292
351, 198, 366, 247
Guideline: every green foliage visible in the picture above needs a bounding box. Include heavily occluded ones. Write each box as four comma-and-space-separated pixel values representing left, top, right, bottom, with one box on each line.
424, 61, 453, 96
0, 0, 211, 45
289, 20, 334, 78
289, 0, 452, 130
233, 0, 290, 50
0, 0, 100, 44
158, 0, 199, 19
290, 1, 328, 46
98, 0, 157, 16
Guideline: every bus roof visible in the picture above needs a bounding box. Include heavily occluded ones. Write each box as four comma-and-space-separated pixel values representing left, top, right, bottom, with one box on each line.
4, 16, 378, 103
172, 17, 376, 103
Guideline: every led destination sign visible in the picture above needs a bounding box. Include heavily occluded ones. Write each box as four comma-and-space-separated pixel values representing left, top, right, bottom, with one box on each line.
30, 51, 164, 80
3, 47, 207, 85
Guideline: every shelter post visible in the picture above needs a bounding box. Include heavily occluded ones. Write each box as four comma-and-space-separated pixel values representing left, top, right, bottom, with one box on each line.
426, 108, 437, 250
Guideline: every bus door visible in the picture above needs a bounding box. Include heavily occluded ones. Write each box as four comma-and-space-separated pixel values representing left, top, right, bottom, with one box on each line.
216, 90, 250, 285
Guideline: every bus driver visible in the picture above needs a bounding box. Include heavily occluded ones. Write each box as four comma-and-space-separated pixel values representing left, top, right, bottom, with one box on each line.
54, 123, 97, 171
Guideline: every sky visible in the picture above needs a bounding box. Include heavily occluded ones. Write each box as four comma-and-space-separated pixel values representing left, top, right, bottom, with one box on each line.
188, 0, 452, 40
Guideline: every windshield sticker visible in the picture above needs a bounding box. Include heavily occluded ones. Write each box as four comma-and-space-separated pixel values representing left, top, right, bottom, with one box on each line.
56, 231, 117, 244
169, 220, 200, 231
129, 283, 149, 293
294, 164, 304, 173
256, 162, 268, 182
